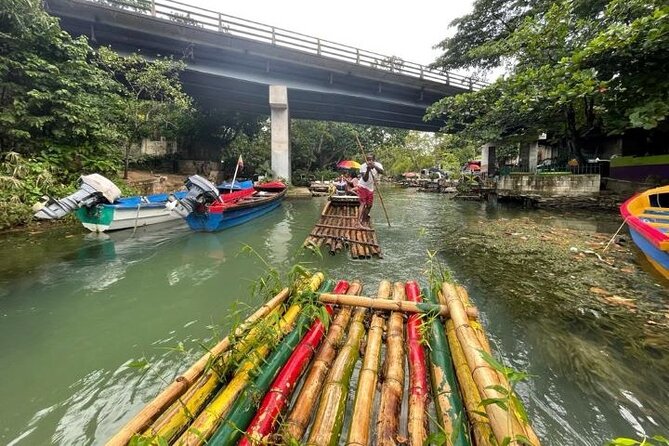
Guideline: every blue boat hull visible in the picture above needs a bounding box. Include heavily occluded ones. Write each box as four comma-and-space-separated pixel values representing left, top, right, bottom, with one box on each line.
185, 198, 283, 232
630, 228, 669, 278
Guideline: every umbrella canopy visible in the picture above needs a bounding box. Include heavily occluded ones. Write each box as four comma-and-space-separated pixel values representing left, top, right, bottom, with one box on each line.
337, 160, 361, 170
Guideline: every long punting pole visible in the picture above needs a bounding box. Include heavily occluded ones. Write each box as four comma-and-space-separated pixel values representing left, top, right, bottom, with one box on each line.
239, 281, 351, 446
346, 280, 392, 445
105, 286, 292, 446
423, 286, 471, 446
405, 281, 429, 445
441, 282, 542, 446
208, 280, 339, 445
318, 292, 479, 318
355, 133, 391, 227
172, 274, 325, 446
376, 282, 406, 445
280, 281, 363, 442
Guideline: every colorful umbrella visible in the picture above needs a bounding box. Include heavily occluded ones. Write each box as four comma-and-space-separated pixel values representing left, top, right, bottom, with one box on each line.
337, 160, 361, 170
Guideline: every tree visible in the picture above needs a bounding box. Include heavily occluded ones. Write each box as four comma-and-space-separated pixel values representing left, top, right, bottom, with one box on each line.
0, 0, 124, 179
97, 47, 193, 178
428, 0, 669, 156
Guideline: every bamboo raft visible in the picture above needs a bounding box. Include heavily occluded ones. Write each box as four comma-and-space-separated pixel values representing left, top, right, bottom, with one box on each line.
108, 273, 541, 446
303, 195, 382, 259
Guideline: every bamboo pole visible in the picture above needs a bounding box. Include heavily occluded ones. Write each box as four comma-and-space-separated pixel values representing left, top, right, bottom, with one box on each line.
439, 288, 494, 446
422, 287, 471, 446
105, 287, 291, 446
454, 285, 542, 446
172, 275, 324, 446
280, 281, 363, 442
208, 280, 339, 445
441, 283, 531, 445
307, 303, 367, 446
318, 292, 479, 318
405, 281, 428, 445
346, 280, 392, 446
376, 282, 406, 445
240, 281, 351, 446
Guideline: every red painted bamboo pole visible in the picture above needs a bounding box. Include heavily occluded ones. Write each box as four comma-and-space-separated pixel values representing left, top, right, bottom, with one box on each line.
405, 281, 429, 445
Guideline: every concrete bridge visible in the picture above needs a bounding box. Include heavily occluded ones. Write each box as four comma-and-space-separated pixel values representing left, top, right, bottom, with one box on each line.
47, 0, 485, 180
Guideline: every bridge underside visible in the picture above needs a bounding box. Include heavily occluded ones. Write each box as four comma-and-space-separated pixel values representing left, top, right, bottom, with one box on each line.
48, 0, 462, 132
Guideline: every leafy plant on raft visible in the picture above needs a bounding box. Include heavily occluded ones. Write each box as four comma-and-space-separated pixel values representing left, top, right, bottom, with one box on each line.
475, 351, 535, 446
607, 436, 669, 446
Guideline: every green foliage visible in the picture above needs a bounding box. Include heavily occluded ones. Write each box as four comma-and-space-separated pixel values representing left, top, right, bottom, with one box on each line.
0, 0, 125, 171
0, 151, 73, 228
224, 119, 411, 184
477, 349, 535, 446
96, 47, 193, 177
429, 0, 669, 154
607, 436, 669, 446
181, 109, 265, 175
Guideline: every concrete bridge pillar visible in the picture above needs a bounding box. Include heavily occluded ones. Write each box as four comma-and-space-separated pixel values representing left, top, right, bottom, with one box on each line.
269, 85, 291, 184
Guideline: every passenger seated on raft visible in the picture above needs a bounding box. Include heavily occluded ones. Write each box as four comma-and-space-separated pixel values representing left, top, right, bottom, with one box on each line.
334, 176, 347, 195
344, 172, 358, 196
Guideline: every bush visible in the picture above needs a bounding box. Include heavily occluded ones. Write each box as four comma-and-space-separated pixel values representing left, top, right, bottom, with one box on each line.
0, 151, 84, 229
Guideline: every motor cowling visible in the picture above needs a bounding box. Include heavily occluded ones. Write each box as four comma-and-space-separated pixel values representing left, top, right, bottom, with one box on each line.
33, 174, 122, 220
168, 175, 220, 217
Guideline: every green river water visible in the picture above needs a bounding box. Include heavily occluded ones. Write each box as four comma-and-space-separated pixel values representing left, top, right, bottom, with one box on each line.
0, 187, 667, 445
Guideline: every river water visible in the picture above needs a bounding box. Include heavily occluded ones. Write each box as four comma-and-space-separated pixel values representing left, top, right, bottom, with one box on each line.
0, 187, 667, 445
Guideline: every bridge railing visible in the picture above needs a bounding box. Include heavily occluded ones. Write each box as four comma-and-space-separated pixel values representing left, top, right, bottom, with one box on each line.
92, 0, 488, 91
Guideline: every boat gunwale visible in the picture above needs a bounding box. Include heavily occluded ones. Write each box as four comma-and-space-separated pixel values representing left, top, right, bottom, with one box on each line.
621, 191, 669, 251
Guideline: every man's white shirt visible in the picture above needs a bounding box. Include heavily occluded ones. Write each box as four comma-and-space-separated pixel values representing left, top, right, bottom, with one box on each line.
358, 162, 383, 191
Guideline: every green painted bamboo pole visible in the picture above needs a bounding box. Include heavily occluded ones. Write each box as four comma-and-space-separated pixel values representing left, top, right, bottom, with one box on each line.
423, 286, 471, 446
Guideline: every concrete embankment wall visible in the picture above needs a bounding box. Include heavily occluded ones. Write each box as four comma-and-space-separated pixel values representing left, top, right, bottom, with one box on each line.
497, 174, 600, 197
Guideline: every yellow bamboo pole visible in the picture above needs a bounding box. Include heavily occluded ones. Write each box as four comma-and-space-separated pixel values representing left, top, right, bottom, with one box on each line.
454, 285, 541, 446
438, 290, 494, 446
318, 292, 479, 318
105, 287, 291, 446
442, 283, 540, 446
346, 281, 392, 445
376, 282, 406, 446
280, 281, 363, 442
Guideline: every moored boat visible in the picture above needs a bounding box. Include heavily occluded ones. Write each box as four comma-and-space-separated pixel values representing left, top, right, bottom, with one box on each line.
171, 175, 287, 232
620, 185, 669, 279
107, 274, 541, 446
33, 174, 188, 232
75, 191, 188, 232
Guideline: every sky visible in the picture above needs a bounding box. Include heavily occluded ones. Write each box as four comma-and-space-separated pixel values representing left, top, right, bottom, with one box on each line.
190, 0, 475, 68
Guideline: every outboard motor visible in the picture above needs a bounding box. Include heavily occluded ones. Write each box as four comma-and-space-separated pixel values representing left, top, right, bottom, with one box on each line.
168, 175, 220, 217
33, 174, 122, 220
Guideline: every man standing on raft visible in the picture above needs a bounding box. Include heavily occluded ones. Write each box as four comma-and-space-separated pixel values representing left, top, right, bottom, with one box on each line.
357, 153, 384, 228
